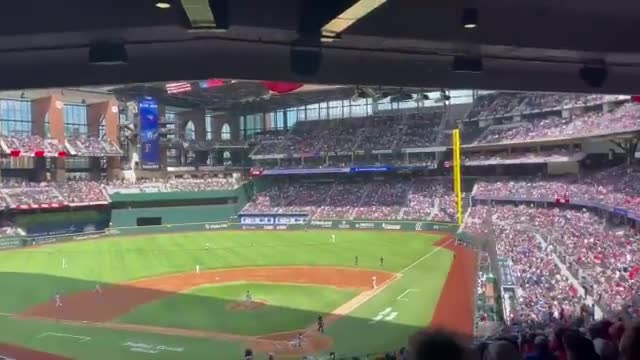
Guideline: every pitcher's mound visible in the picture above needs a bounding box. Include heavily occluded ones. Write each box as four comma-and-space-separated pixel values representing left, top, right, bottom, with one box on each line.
226, 300, 268, 312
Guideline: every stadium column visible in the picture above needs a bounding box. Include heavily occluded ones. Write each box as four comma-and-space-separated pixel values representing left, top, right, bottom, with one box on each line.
177, 109, 206, 166
212, 112, 241, 165
88, 100, 120, 180
158, 104, 168, 171
31, 95, 64, 181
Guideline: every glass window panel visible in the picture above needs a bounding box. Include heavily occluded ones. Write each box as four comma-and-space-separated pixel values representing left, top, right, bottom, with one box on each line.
63, 104, 88, 136
0, 99, 32, 136
305, 104, 319, 121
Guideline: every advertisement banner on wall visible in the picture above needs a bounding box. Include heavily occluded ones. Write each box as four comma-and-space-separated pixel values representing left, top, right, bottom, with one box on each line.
139, 97, 160, 169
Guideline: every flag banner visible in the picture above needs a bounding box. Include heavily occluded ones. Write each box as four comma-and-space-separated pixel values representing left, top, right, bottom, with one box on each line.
166, 82, 192, 94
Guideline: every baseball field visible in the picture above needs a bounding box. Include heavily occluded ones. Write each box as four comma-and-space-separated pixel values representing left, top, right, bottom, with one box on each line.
0, 230, 476, 359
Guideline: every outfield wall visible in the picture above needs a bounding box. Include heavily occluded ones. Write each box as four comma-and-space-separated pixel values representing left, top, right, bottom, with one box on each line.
0, 215, 458, 250
108, 219, 459, 236
111, 204, 242, 227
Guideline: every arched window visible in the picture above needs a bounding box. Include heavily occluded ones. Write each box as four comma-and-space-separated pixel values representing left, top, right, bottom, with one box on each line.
220, 123, 231, 140
184, 121, 195, 141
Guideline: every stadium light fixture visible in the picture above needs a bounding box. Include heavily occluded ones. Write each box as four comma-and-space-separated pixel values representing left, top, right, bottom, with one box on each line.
155, 1, 171, 9
462, 8, 478, 29
321, 0, 387, 41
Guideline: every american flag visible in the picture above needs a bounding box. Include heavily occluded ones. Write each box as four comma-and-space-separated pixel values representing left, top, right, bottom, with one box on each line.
166, 82, 192, 94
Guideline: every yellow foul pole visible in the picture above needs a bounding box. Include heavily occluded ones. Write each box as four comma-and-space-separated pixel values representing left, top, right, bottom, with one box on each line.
452, 129, 463, 225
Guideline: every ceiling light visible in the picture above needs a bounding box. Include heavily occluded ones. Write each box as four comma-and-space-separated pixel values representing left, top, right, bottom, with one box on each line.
155, 1, 171, 9
462, 8, 478, 29
321, 0, 387, 40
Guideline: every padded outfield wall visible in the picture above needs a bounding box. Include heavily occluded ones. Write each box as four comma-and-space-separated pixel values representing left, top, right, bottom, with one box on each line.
109, 183, 253, 228
108, 218, 459, 236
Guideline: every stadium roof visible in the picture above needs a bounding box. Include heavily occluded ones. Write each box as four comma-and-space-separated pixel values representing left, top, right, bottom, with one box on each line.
2, 1, 640, 93
110, 81, 431, 113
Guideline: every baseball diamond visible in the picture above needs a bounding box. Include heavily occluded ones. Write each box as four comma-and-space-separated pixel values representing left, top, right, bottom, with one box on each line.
0, 229, 474, 359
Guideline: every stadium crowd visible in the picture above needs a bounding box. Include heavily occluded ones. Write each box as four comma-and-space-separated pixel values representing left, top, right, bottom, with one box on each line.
66, 136, 122, 156
472, 103, 640, 145
464, 204, 640, 318
106, 176, 241, 193
251, 111, 443, 156
241, 178, 456, 222
466, 92, 616, 120
0, 176, 242, 209
473, 166, 640, 214
3, 135, 63, 156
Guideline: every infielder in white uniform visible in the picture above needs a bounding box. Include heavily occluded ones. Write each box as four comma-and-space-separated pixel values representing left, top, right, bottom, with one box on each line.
95, 283, 102, 294
55, 293, 62, 307
372, 276, 377, 289
245, 290, 253, 303
196, 264, 200, 273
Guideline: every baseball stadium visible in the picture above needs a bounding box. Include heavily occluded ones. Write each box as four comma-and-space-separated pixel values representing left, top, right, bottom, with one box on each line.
2, 2, 640, 359
0, 82, 638, 360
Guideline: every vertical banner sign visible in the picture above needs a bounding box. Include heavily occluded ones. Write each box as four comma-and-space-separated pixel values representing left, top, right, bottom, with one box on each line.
139, 97, 160, 169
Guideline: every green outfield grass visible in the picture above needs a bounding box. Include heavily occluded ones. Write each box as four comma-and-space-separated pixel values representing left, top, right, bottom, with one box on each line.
119, 282, 359, 335
0, 230, 453, 359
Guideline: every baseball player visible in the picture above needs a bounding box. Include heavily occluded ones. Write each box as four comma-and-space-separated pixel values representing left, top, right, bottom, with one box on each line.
55, 293, 62, 307
355, 255, 359, 266
317, 315, 325, 333
245, 290, 253, 303
196, 264, 200, 273
379, 256, 384, 267
372, 275, 377, 289
295, 333, 303, 348
331, 234, 336, 243
95, 283, 103, 294
204, 243, 210, 250
62, 258, 68, 269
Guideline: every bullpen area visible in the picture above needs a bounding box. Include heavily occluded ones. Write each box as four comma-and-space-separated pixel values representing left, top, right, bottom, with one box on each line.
0, 230, 475, 359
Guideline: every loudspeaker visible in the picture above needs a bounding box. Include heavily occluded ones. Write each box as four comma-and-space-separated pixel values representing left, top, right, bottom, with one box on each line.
290, 46, 322, 76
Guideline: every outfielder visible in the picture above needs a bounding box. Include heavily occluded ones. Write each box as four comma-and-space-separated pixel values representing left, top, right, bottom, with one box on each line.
62, 258, 68, 269
331, 234, 336, 243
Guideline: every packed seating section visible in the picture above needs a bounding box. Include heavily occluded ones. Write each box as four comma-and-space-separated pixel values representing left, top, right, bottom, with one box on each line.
66, 136, 122, 156
0, 177, 242, 210
474, 166, 640, 214
251, 111, 443, 156
241, 178, 457, 222
471, 101, 640, 145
